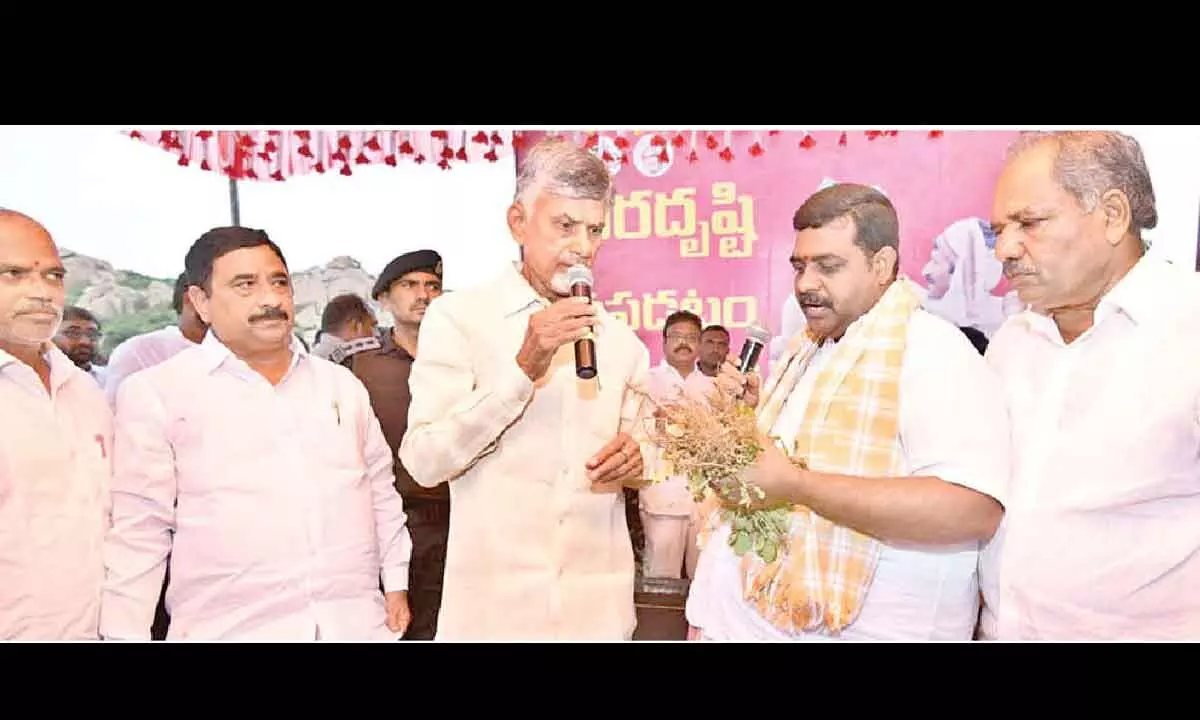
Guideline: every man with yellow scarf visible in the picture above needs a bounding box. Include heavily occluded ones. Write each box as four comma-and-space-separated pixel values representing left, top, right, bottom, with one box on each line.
686, 183, 1010, 641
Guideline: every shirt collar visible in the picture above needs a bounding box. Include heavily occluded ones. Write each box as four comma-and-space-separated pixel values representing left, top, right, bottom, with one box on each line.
0, 346, 17, 372
499, 262, 547, 317
198, 329, 305, 378
497, 262, 615, 330
1022, 255, 1173, 341
379, 328, 414, 360
0, 341, 83, 393
655, 359, 702, 378
1095, 254, 1168, 327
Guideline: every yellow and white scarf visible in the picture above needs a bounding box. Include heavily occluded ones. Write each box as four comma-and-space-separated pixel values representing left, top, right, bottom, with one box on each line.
699, 278, 923, 634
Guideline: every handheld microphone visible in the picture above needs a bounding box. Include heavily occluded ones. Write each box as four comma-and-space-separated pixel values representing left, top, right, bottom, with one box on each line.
737, 325, 771, 373
566, 264, 597, 380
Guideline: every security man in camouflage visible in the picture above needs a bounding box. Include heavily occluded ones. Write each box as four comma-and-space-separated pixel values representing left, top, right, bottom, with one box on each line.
333, 249, 447, 640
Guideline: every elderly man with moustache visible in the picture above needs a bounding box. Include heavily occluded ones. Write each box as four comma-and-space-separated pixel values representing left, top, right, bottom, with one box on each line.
100, 226, 413, 641
399, 137, 655, 641
0, 209, 112, 640
979, 131, 1200, 640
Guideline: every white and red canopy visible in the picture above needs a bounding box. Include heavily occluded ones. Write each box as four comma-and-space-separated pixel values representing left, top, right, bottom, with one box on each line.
126, 129, 515, 181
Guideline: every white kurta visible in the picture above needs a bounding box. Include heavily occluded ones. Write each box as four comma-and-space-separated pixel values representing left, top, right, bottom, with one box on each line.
400, 262, 654, 641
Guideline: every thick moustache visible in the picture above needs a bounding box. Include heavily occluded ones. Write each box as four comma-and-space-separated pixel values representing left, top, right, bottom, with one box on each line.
250, 310, 289, 322
1003, 261, 1036, 277
797, 293, 830, 308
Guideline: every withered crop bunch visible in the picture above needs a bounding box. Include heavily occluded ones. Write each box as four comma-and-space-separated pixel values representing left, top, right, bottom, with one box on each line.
645, 389, 795, 564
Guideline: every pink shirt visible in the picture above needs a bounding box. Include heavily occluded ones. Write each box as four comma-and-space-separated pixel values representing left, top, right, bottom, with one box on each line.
100, 333, 412, 641
0, 345, 112, 640
103, 325, 197, 408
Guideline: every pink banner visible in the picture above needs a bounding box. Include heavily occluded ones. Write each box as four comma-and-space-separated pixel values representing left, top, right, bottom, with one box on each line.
516, 130, 1023, 372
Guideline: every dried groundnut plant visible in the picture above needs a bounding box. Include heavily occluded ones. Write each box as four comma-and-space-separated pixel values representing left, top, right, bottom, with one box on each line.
633, 383, 799, 564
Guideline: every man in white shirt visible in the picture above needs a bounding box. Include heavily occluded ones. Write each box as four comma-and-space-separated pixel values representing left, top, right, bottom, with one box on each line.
53, 305, 107, 385
979, 130, 1200, 640
0, 209, 112, 640
100, 226, 413, 641
640, 309, 715, 579
399, 136, 654, 641
686, 183, 1010, 641
103, 272, 208, 408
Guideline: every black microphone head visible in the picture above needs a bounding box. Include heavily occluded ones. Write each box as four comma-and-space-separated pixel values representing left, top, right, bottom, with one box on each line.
566, 264, 593, 289
737, 324, 771, 374
744, 324, 771, 346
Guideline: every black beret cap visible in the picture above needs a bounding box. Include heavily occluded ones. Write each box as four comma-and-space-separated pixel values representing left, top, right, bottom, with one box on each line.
372, 249, 443, 299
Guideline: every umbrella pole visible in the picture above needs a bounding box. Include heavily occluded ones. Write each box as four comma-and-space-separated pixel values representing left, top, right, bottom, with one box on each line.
228, 177, 241, 226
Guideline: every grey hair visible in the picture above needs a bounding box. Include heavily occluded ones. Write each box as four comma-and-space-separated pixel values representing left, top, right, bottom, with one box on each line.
513, 135, 615, 209
1007, 131, 1158, 234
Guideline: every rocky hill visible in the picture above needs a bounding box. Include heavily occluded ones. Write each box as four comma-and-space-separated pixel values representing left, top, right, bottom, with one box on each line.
289, 255, 388, 336
61, 249, 390, 355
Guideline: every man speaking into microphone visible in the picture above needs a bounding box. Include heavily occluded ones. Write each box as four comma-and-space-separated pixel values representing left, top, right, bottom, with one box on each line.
686, 183, 1009, 642
399, 136, 656, 641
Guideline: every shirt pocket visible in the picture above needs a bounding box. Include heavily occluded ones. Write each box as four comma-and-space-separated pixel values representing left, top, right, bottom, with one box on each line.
74, 427, 112, 522
297, 402, 366, 477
